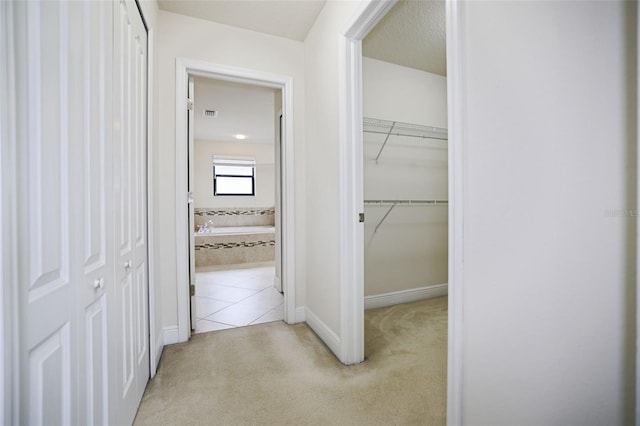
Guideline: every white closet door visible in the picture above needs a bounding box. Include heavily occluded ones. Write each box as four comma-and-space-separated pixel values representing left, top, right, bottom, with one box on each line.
15, 2, 77, 423
112, 0, 149, 424
14, 1, 148, 424
71, 2, 114, 425
14, 1, 118, 424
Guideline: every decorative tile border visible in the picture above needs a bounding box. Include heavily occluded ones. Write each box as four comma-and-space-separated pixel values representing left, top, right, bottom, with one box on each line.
194, 208, 275, 217
195, 240, 276, 250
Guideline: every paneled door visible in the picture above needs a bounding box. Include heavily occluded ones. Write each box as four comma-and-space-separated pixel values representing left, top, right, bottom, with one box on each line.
14, 1, 119, 423
72, 2, 114, 425
113, 0, 150, 424
15, 2, 81, 423
13, 0, 149, 424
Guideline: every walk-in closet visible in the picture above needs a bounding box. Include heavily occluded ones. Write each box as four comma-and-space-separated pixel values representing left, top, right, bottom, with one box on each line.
362, 0, 448, 310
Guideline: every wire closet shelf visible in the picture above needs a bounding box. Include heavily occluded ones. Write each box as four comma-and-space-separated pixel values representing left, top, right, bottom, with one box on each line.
363, 117, 448, 140
364, 199, 448, 233
363, 117, 448, 162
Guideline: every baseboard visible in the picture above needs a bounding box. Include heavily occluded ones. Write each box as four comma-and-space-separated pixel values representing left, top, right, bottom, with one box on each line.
273, 275, 281, 291
163, 326, 179, 345
295, 307, 306, 323
364, 283, 448, 310
154, 331, 164, 369
304, 307, 341, 358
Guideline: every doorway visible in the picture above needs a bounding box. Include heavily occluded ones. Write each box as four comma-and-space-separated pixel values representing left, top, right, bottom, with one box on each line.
361, 0, 449, 312
175, 60, 297, 342
339, 0, 458, 384
188, 77, 284, 333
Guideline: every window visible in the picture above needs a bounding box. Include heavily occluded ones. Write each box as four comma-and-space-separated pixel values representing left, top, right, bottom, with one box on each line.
213, 157, 256, 196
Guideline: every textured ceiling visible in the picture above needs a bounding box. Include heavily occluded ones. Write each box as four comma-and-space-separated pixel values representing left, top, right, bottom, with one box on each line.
157, 0, 326, 41
193, 77, 278, 144
363, 0, 446, 76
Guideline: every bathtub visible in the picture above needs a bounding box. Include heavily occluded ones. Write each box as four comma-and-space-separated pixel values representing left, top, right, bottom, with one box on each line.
194, 226, 276, 267
196, 226, 275, 237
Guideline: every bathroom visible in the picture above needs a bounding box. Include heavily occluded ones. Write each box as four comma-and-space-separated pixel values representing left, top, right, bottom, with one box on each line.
189, 76, 284, 333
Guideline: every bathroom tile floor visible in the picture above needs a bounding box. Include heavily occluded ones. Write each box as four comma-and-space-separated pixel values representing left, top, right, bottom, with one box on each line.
193, 262, 284, 334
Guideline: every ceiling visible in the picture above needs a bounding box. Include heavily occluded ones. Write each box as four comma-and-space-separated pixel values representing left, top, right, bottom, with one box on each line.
157, 0, 326, 41
193, 77, 278, 144
172, 0, 446, 143
160, 0, 446, 77
363, 0, 446, 76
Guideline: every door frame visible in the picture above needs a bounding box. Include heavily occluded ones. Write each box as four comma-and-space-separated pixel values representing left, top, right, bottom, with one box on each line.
338, 0, 464, 422
1, 0, 17, 423
175, 59, 296, 342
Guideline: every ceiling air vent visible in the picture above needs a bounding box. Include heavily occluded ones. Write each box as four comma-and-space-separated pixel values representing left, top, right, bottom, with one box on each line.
203, 109, 218, 118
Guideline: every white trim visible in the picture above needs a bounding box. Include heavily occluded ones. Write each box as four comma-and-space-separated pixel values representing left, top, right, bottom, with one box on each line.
295, 307, 306, 323
154, 330, 163, 365
364, 284, 448, 311
0, 2, 17, 423
175, 58, 297, 342
338, 0, 397, 368
336, 0, 397, 367
273, 275, 281, 291
305, 308, 341, 357
163, 326, 179, 346
446, 1, 465, 425
145, 26, 160, 378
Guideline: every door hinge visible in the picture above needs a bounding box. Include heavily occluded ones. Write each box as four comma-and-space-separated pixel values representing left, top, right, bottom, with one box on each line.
187, 98, 194, 111
190, 284, 195, 296
359, 212, 365, 223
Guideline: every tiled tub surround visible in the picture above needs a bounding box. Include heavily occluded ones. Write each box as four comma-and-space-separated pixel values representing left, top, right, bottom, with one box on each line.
195, 231, 275, 267
194, 208, 276, 267
194, 207, 275, 228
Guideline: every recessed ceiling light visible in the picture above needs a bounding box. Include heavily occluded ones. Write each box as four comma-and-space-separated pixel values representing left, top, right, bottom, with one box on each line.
234, 134, 246, 140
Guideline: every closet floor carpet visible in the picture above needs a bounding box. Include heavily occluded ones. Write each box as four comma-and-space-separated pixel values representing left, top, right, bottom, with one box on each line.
133, 296, 448, 426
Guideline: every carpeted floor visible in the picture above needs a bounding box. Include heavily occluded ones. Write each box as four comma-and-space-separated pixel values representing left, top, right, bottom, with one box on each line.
133, 296, 448, 425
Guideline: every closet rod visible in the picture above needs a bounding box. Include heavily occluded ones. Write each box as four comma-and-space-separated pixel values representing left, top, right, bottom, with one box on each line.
364, 200, 448, 232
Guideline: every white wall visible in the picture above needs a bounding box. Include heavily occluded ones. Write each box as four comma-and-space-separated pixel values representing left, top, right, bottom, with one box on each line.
157, 10, 306, 330
363, 57, 447, 128
362, 57, 447, 296
194, 140, 275, 209
304, 0, 363, 342
457, 1, 636, 424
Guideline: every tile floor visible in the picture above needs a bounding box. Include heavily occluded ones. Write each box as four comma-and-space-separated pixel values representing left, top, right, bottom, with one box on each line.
194, 262, 284, 334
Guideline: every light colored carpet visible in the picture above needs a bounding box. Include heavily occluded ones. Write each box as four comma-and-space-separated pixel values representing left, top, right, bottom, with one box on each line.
134, 296, 447, 425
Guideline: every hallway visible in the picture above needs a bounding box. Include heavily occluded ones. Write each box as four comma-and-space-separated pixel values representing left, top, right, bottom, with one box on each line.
134, 297, 448, 425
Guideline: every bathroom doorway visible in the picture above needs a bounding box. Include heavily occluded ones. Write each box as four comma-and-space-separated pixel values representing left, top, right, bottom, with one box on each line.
187, 76, 284, 333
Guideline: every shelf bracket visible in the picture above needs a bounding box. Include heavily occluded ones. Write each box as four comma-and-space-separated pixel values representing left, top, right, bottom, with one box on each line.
374, 121, 396, 163
374, 203, 396, 233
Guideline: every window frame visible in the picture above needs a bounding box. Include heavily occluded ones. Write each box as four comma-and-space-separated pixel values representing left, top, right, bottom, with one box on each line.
213, 157, 256, 197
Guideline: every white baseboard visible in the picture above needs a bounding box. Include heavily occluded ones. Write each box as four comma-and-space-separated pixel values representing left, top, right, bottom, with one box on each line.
364, 283, 448, 310
295, 307, 306, 323
154, 331, 164, 369
273, 275, 281, 291
305, 307, 341, 358
163, 326, 179, 345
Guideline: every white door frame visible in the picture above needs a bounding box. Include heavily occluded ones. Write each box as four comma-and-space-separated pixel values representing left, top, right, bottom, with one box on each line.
0, 0, 17, 422
338, 0, 464, 422
175, 59, 296, 342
